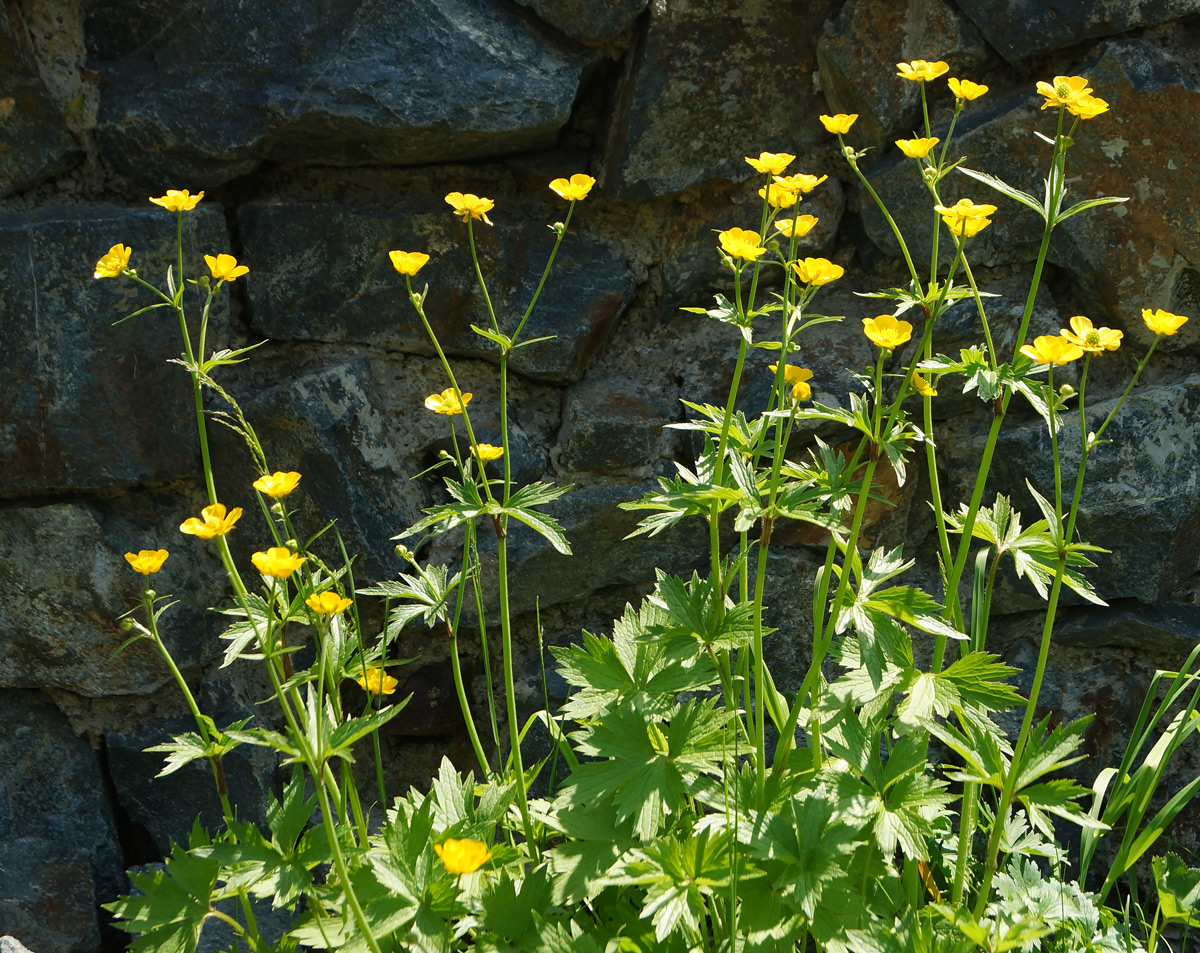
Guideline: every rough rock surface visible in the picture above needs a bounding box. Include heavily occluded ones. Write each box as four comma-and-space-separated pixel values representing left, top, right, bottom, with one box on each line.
0, 492, 226, 696
0, 691, 122, 951
0, 205, 229, 495
955, 0, 1200, 62
0, 9, 82, 197
817, 0, 989, 149
238, 201, 636, 384
512, 0, 648, 44
85, 0, 587, 189
601, 0, 839, 200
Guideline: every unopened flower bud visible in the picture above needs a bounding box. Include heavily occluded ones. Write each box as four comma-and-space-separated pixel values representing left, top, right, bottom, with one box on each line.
1058, 383, 1075, 399
120, 618, 135, 630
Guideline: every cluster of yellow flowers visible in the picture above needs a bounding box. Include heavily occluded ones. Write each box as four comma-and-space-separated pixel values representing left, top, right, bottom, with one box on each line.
1022, 311, 1188, 365
94, 191, 249, 283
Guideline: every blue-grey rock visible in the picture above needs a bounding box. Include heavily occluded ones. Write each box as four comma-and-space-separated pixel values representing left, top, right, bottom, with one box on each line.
816, 0, 988, 150
0, 690, 123, 938
105, 714, 275, 856
0, 489, 226, 696
513, 0, 647, 44
955, 0, 1200, 62
238, 200, 635, 384
85, 0, 586, 189
0, 840, 98, 953
944, 374, 1200, 607
553, 375, 673, 476
0, 204, 229, 495
0, 11, 82, 197
601, 0, 838, 199
1054, 601, 1200, 654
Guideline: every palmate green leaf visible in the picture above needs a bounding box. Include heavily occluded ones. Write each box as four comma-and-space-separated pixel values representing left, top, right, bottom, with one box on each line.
938, 652, 1021, 712
647, 570, 760, 655
562, 700, 728, 841
328, 698, 410, 759
359, 565, 461, 635
751, 785, 860, 920
215, 593, 274, 667
614, 831, 731, 944
144, 718, 250, 778
553, 597, 715, 721
479, 866, 554, 949
103, 838, 220, 953
1154, 852, 1200, 927
931, 903, 1050, 952
1012, 714, 1091, 794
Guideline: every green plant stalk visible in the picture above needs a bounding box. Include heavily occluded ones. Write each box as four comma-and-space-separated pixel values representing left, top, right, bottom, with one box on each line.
497, 526, 537, 853
974, 365, 1073, 915
449, 621, 491, 776
841, 135, 920, 287
510, 203, 575, 345
141, 590, 234, 823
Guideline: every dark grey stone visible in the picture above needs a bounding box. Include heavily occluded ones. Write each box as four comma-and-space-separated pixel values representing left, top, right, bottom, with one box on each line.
0, 840, 98, 953
0, 11, 82, 197
1053, 601, 1200, 654
85, 0, 586, 189
0, 204, 229, 495
238, 200, 635, 384
105, 714, 275, 856
554, 375, 672, 475
600, 0, 838, 199
944, 374, 1200, 607
0, 490, 226, 696
513, 0, 647, 44
955, 0, 1200, 62
0, 690, 123, 929
816, 0, 988, 150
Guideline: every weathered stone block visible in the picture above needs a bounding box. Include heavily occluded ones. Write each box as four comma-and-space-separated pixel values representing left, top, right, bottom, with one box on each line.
0, 204, 229, 495
601, 0, 838, 199
955, 0, 1200, 62
86, 0, 586, 189
0, 690, 123, 941
554, 375, 672, 475
0, 491, 226, 696
513, 0, 647, 44
0, 10, 82, 197
238, 201, 635, 384
817, 0, 988, 149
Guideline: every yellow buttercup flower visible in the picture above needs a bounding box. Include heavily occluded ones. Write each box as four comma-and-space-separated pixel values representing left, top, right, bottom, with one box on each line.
125, 549, 169, 575
425, 388, 472, 415
820, 113, 858, 135
775, 215, 819, 238
179, 503, 242, 539
149, 189, 204, 212
949, 78, 988, 101
445, 192, 494, 225
94, 243, 131, 279
718, 227, 767, 261
897, 60, 949, 82
1020, 335, 1083, 365
1037, 75, 1092, 111
935, 198, 997, 238
757, 182, 799, 209
1142, 308, 1189, 336
472, 443, 504, 461
434, 838, 492, 875
251, 547, 307, 578
790, 257, 844, 286
355, 666, 399, 696
895, 137, 940, 159
253, 471, 302, 498
549, 173, 596, 201
774, 173, 827, 194
912, 373, 937, 397
768, 363, 814, 401
389, 250, 430, 276
205, 253, 249, 282
307, 591, 353, 615
745, 152, 795, 175
1060, 315, 1122, 354
1068, 94, 1109, 120
863, 314, 913, 350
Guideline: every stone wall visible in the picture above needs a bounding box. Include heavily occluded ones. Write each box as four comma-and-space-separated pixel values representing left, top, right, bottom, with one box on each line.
4, 0, 1200, 948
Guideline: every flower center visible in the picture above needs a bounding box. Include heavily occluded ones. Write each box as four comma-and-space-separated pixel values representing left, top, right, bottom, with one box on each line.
1085, 330, 1101, 345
